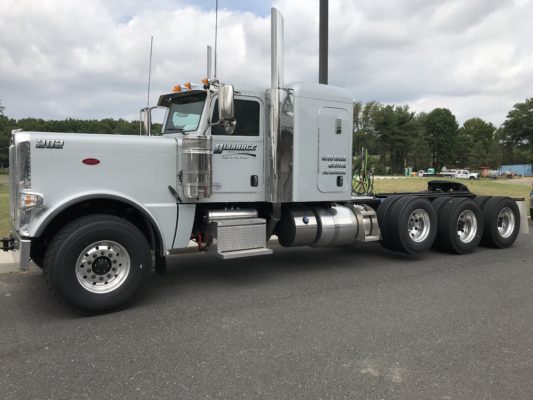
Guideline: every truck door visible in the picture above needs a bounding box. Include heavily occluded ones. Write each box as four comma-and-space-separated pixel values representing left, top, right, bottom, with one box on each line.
317, 107, 351, 193
210, 96, 264, 198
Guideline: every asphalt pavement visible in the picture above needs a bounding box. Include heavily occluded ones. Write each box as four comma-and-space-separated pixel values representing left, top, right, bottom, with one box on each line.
1, 224, 532, 400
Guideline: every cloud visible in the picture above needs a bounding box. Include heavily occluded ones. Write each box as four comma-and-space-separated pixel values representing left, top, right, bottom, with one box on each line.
0, 0, 531, 126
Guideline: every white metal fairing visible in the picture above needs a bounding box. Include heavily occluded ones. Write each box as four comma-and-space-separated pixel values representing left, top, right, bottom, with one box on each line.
24, 132, 193, 251
289, 82, 353, 202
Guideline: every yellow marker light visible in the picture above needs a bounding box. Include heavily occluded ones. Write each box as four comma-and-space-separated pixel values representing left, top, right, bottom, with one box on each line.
201, 78, 209, 85
184, 82, 192, 90
172, 84, 182, 93
19, 192, 45, 209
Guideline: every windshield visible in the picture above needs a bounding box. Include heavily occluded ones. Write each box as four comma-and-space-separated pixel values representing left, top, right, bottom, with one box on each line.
164, 92, 206, 133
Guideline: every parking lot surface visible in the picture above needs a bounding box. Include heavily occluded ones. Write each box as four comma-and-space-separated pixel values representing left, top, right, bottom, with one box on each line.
1, 224, 532, 400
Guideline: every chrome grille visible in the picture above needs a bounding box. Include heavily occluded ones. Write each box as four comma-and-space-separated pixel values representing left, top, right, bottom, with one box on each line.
8, 137, 16, 222
9, 132, 32, 231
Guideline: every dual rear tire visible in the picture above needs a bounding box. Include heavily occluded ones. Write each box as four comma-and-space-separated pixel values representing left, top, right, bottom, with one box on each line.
479, 196, 520, 248
434, 198, 483, 254
378, 196, 437, 254
378, 195, 520, 255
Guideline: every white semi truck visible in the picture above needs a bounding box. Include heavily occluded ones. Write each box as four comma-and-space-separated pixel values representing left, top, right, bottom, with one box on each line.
2, 9, 527, 313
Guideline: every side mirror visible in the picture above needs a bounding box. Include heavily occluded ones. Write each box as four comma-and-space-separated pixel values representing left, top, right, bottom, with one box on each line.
218, 85, 235, 121
222, 119, 236, 135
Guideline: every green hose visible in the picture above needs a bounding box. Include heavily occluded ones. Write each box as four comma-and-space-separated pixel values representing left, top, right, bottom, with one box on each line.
352, 147, 374, 195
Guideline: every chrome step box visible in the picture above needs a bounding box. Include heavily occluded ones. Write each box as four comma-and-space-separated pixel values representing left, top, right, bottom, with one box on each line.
212, 218, 273, 259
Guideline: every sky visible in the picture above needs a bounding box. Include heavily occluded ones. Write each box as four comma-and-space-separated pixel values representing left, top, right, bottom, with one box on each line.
0, 0, 532, 126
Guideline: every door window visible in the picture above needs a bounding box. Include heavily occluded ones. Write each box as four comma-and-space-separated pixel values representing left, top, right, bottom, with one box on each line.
211, 99, 260, 136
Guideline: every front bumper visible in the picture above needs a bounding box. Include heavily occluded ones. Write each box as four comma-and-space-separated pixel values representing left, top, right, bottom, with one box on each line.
1, 232, 31, 271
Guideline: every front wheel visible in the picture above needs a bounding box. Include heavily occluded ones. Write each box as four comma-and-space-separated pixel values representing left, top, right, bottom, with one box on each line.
43, 214, 152, 314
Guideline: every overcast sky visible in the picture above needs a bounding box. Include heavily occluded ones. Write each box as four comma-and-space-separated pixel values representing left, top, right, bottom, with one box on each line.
0, 0, 531, 126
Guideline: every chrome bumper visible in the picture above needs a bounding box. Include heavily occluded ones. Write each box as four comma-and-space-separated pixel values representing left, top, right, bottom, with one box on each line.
2, 232, 31, 271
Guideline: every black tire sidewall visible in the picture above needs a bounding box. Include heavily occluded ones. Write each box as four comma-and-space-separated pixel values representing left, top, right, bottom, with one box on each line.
483, 197, 520, 248
48, 217, 151, 313
440, 198, 483, 254
377, 195, 401, 250
392, 197, 437, 254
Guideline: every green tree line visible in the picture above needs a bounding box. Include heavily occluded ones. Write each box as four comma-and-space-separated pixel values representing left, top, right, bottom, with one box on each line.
353, 98, 533, 174
1, 98, 533, 173
0, 101, 162, 168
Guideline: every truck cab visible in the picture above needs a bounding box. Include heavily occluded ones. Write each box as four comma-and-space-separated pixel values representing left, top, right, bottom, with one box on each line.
158, 86, 267, 202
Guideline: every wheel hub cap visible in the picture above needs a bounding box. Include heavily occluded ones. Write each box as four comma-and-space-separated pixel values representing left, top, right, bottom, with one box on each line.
457, 210, 478, 243
408, 208, 431, 243
92, 256, 112, 275
75, 241, 131, 294
497, 207, 515, 239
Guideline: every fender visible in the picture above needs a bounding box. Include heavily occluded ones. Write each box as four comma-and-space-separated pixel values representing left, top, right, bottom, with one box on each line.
31, 191, 169, 254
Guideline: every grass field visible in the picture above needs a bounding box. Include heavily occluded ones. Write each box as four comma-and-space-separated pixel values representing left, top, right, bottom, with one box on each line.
373, 176, 532, 216
0, 175, 531, 238
373, 176, 532, 199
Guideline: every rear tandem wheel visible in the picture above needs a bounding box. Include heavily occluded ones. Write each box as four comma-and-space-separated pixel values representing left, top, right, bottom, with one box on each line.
435, 198, 484, 254
378, 196, 437, 254
479, 196, 521, 248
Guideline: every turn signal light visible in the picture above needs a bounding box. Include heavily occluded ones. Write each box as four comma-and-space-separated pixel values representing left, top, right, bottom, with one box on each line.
19, 192, 45, 210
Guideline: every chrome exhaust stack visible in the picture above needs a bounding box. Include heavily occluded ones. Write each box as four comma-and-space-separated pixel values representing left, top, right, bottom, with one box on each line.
269, 7, 284, 203
265, 7, 286, 237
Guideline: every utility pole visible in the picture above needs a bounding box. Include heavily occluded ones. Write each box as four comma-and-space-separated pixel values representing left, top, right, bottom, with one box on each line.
319, 0, 328, 84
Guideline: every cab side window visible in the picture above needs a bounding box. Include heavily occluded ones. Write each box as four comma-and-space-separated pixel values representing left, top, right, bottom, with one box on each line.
211, 99, 260, 136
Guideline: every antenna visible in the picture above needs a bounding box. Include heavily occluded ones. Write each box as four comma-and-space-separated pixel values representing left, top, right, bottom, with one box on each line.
207, 45, 213, 80
214, 0, 218, 79
146, 36, 154, 108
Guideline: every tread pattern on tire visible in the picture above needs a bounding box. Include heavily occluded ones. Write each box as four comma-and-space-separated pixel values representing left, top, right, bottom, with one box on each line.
380, 196, 437, 254
43, 213, 152, 314
377, 195, 402, 250
480, 196, 520, 248
436, 198, 483, 254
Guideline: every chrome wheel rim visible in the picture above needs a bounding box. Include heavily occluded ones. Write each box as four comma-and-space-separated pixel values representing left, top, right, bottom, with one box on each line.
408, 208, 431, 243
75, 241, 130, 294
457, 210, 477, 243
497, 207, 515, 239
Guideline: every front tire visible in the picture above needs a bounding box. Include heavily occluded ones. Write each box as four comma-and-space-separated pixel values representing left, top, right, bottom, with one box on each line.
43, 214, 151, 314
